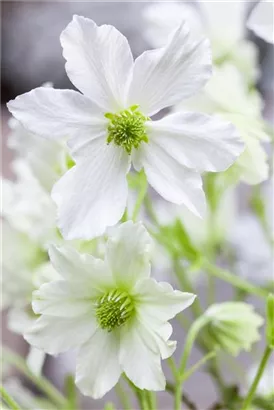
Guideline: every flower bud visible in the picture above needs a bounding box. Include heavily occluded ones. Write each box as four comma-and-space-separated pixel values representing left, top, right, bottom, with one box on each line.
205, 302, 264, 356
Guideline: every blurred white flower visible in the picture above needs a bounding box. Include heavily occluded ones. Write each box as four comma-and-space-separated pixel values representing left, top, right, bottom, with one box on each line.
179, 63, 270, 185
25, 221, 195, 399
8, 15, 243, 240
7, 117, 70, 192
1, 159, 101, 335
2, 160, 58, 247
247, 0, 274, 44
143, 1, 258, 82
152, 187, 236, 251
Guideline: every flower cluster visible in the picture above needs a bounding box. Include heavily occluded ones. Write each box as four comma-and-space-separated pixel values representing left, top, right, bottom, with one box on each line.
1, 6, 272, 410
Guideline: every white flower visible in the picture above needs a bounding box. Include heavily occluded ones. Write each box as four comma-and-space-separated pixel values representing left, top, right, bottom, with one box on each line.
2, 160, 58, 247
8, 15, 243, 240
247, 0, 274, 44
7, 82, 71, 192
179, 63, 270, 185
25, 221, 195, 398
152, 187, 236, 251
143, 1, 258, 82
8, 117, 70, 192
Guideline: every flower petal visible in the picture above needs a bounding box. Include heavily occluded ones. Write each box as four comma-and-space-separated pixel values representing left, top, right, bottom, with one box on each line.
120, 319, 166, 391
247, 1, 274, 44
52, 141, 130, 240
137, 141, 206, 217
48, 245, 114, 292
7, 87, 105, 140
32, 280, 94, 317
61, 15, 134, 111
106, 221, 152, 289
127, 21, 211, 116
76, 328, 121, 399
147, 112, 244, 172
24, 314, 97, 355
134, 278, 196, 322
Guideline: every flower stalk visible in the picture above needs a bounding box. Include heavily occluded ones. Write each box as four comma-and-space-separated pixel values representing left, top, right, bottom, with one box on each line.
241, 346, 272, 410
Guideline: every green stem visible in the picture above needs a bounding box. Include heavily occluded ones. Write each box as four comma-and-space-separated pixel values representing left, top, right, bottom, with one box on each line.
181, 350, 217, 383
173, 260, 203, 318
241, 346, 272, 410
115, 382, 131, 410
132, 176, 147, 221
179, 316, 211, 378
146, 391, 157, 410
166, 383, 197, 410
2, 348, 67, 408
176, 316, 210, 409
203, 260, 268, 299
0, 385, 21, 410
64, 374, 78, 410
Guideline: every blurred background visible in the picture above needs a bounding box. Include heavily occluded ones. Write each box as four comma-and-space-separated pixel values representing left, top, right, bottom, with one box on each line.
1, 1, 274, 409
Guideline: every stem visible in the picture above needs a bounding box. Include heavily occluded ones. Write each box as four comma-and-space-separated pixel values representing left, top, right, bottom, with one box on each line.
123, 376, 149, 410
181, 350, 217, 383
115, 382, 131, 410
2, 348, 67, 408
173, 260, 203, 318
0, 385, 21, 410
179, 316, 210, 378
64, 374, 78, 410
203, 260, 268, 299
241, 346, 272, 410
132, 176, 147, 221
166, 383, 197, 410
176, 316, 210, 409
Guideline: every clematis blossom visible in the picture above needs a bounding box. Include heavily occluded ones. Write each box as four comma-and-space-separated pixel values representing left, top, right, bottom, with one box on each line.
8, 15, 244, 240
25, 221, 195, 398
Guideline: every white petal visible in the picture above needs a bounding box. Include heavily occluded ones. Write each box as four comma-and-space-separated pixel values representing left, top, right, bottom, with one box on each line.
136, 315, 177, 360
134, 278, 196, 322
24, 314, 97, 355
106, 221, 152, 289
127, 22, 212, 116
237, 136, 269, 185
7, 87, 105, 140
147, 112, 244, 172
247, 1, 274, 44
137, 140, 206, 217
32, 280, 94, 317
76, 328, 121, 399
120, 320, 165, 391
48, 245, 114, 292
61, 15, 134, 111
52, 141, 130, 240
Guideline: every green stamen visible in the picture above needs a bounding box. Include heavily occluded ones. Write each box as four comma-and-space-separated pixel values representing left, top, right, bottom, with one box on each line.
96, 289, 134, 332
105, 105, 149, 154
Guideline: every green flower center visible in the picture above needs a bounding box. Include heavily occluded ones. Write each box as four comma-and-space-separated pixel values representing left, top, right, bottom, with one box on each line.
105, 105, 149, 154
96, 289, 134, 332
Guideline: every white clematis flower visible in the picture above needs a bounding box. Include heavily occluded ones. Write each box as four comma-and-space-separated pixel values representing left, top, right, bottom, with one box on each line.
7, 116, 70, 192
143, 1, 259, 82
180, 63, 270, 184
25, 221, 195, 398
247, 0, 274, 44
7, 15, 243, 240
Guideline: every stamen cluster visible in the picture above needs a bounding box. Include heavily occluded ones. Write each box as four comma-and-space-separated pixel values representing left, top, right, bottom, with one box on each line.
105, 105, 149, 154
96, 289, 134, 332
